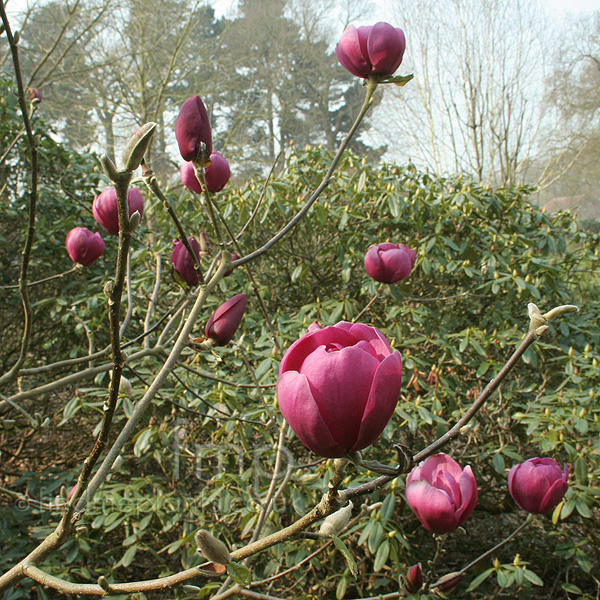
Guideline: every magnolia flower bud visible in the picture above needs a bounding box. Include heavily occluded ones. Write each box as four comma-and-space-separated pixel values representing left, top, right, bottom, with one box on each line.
404, 563, 423, 593
194, 529, 231, 565
205, 294, 247, 346
364, 243, 416, 284
92, 187, 144, 236
171, 237, 201, 287
28, 87, 42, 102
65, 227, 105, 266
175, 95, 212, 163
435, 571, 463, 592
318, 501, 353, 536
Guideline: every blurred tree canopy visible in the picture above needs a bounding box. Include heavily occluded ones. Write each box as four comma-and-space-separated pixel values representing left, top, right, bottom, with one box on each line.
6, 0, 380, 176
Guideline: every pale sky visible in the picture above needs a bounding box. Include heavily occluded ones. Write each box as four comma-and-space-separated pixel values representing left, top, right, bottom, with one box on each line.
6, 0, 600, 20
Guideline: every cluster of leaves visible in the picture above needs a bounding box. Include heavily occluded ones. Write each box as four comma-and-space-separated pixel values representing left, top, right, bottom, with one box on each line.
1, 100, 599, 598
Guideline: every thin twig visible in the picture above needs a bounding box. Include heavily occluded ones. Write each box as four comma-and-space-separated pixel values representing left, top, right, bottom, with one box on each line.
235, 148, 285, 240
0, 4, 39, 388
236, 344, 278, 429
144, 251, 162, 348
232, 77, 378, 269
178, 361, 276, 389
142, 160, 204, 282
0, 266, 80, 290
119, 249, 133, 339
430, 515, 532, 590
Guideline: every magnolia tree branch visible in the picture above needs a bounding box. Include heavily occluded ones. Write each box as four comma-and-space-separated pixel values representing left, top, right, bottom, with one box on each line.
232, 77, 379, 268
342, 303, 579, 500
0, 259, 231, 595
142, 159, 204, 282
0, 265, 80, 289
0, 4, 39, 388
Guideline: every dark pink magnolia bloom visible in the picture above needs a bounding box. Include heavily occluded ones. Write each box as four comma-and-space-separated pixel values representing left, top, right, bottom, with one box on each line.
65, 227, 105, 266
277, 322, 402, 458
205, 293, 247, 346
171, 237, 201, 287
92, 187, 144, 236
404, 564, 423, 594
175, 95, 212, 162
205, 151, 231, 192
180, 151, 231, 194
406, 453, 478, 534
336, 22, 406, 78
364, 243, 416, 284
508, 457, 569, 514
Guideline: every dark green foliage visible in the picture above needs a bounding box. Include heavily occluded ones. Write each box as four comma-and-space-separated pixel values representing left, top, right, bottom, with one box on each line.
1, 95, 599, 599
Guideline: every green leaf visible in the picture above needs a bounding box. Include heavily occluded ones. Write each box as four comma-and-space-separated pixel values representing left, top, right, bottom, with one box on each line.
562, 583, 582, 594
575, 500, 591, 518
120, 544, 137, 567
574, 457, 588, 484
387, 73, 414, 86
373, 540, 390, 572
332, 535, 358, 578
522, 569, 543, 586
227, 562, 252, 586
466, 568, 495, 592
492, 453, 505, 474
336, 575, 348, 600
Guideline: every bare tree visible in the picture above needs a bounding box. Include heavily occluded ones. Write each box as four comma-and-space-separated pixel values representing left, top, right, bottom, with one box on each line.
377, 0, 553, 186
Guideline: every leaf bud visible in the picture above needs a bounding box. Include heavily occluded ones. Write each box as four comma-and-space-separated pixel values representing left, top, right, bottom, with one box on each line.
122, 122, 157, 172
100, 154, 120, 182
128, 210, 141, 232
318, 501, 353, 537
195, 529, 231, 565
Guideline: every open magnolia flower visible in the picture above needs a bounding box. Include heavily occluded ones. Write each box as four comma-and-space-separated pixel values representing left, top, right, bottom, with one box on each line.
406, 453, 478, 534
277, 321, 402, 458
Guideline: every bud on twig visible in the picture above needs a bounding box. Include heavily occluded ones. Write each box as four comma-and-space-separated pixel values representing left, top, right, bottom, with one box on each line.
128, 210, 141, 232
404, 563, 423, 594
100, 154, 120, 182
318, 501, 353, 536
122, 122, 157, 172
195, 529, 231, 565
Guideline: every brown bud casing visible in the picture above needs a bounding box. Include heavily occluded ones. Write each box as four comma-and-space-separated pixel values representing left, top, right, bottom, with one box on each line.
195, 529, 231, 565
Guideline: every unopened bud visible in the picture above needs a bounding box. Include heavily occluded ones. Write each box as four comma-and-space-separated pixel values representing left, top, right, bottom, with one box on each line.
122, 122, 157, 172
128, 210, 141, 231
100, 154, 120, 182
404, 563, 423, 593
195, 529, 231, 565
318, 501, 353, 537
435, 571, 463, 592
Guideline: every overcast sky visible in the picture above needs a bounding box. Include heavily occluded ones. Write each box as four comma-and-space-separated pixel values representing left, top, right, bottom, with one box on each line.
6, 0, 600, 21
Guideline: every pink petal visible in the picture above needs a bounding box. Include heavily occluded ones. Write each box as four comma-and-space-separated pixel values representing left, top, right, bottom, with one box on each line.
351, 351, 402, 452
406, 481, 458, 534
279, 326, 359, 375
455, 466, 478, 524
420, 454, 464, 484
301, 346, 379, 451
276, 371, 343, 457
335, 25, 372, 78
367, 22, 406, 75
